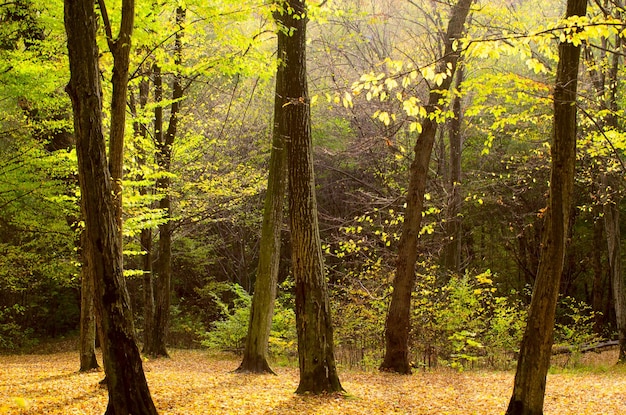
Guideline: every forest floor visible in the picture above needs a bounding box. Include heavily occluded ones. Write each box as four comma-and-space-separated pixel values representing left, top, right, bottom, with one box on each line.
1, 348, 625, 414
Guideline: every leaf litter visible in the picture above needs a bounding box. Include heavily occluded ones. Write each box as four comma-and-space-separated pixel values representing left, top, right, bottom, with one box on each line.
1, 349, 625, 414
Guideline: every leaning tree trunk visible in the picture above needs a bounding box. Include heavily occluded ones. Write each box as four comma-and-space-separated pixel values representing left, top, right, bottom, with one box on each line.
281, 0, 343, 394
64, 0, 158, 414
236, 11, 287, 374
506, 1, 587, 414
380, 0, 474, 374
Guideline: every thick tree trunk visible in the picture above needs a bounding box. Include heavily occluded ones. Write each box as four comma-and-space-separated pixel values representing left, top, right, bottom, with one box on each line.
79, 226, 99, 372
64, 1, 157, 414
506, 1, 586, 413
380, 0, 474, 374
236, 17, 287, 374
280, 0, 343, 394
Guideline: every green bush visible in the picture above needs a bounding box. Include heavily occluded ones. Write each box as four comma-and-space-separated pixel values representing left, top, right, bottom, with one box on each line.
200, 283, 297, 357
0, 305, 36, 351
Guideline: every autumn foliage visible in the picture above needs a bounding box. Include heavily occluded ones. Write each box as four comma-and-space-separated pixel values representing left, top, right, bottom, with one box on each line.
1, 349, 625, 414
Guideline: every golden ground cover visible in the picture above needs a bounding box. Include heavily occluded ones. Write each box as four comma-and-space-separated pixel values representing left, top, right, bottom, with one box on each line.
1, 349, 625, 414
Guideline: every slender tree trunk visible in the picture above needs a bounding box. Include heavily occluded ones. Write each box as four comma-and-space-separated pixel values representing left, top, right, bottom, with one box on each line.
64, 0, 158, 413
603, 176, 626, 362
236, 14, 287, 374
130, 74, 156, 351
380, 0, 474, 374
443, 64, 464, 272
79, 226, 99, 371
591, 211, 606, 333
280, 0, 343, 394
145, 7, 185, 358
506, 1, 586, 413
583, 2, 624, 362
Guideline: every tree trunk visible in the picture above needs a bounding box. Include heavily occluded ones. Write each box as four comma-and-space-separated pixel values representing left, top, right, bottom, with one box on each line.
582, 2, 624, 362
144, 7, 185, 358
380, 0, 474, 374
603, 176, 626, 362
506, 1, 586, 413
236, 11, 287, 374
443, 63, 464, 272
79, 226, 99, 372
591, 211, 607, 333
130, 73, 156, 351
280, 0, 343, 394
64, 1, 158, 414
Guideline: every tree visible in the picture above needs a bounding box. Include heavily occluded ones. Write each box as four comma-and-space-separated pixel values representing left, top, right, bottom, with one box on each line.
582, 0, 626, 361
64, 0, 158, 413
236, 2, 287, 374
442, 63, 465, 272
506, 0, 587, 413
78, 228, 99, 371
143, 6, 186, 358
281, 0, 344, 394
380, 0, 474, 374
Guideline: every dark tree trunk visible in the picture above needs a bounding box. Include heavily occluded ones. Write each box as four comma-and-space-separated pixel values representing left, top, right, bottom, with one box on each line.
130, 73, 156, 351
506, 1, 587, 413
380, 0, 474, 374
79, 226, 99, 372
236, 9, 287, 374
582, 3, 624, 362
443, 64, 464, 272
144, 7, 185, 358
591, 212, 607, 333
603, 175, 626, 362
280, 0, 343, 394
64, 0, 158, 413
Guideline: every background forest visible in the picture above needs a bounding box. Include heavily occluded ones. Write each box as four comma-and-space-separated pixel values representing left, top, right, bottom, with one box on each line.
1, 0, 624, 371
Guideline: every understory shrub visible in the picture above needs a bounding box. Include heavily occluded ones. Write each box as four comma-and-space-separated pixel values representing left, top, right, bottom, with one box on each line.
200, 282, 297, 357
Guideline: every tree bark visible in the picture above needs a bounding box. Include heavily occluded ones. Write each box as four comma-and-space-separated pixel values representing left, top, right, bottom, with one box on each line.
603, 175, 626, 362
443, 63, 464, 272
236, 8, 287, 374
280, 0, 343, 394
380, 0, 474, 374
79, 226, 99, 372
64, 1, 158, 413
506, 1, 587, 413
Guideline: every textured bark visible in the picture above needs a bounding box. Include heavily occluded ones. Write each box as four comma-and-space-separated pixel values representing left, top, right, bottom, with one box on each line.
443, 64, 464, 272
236, 14, 287, 374
281, 0, 343, 394
79, 226, 99, 372
64, 1, 157, 414
380, 0, 474, 374
506, 1, 586, 413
